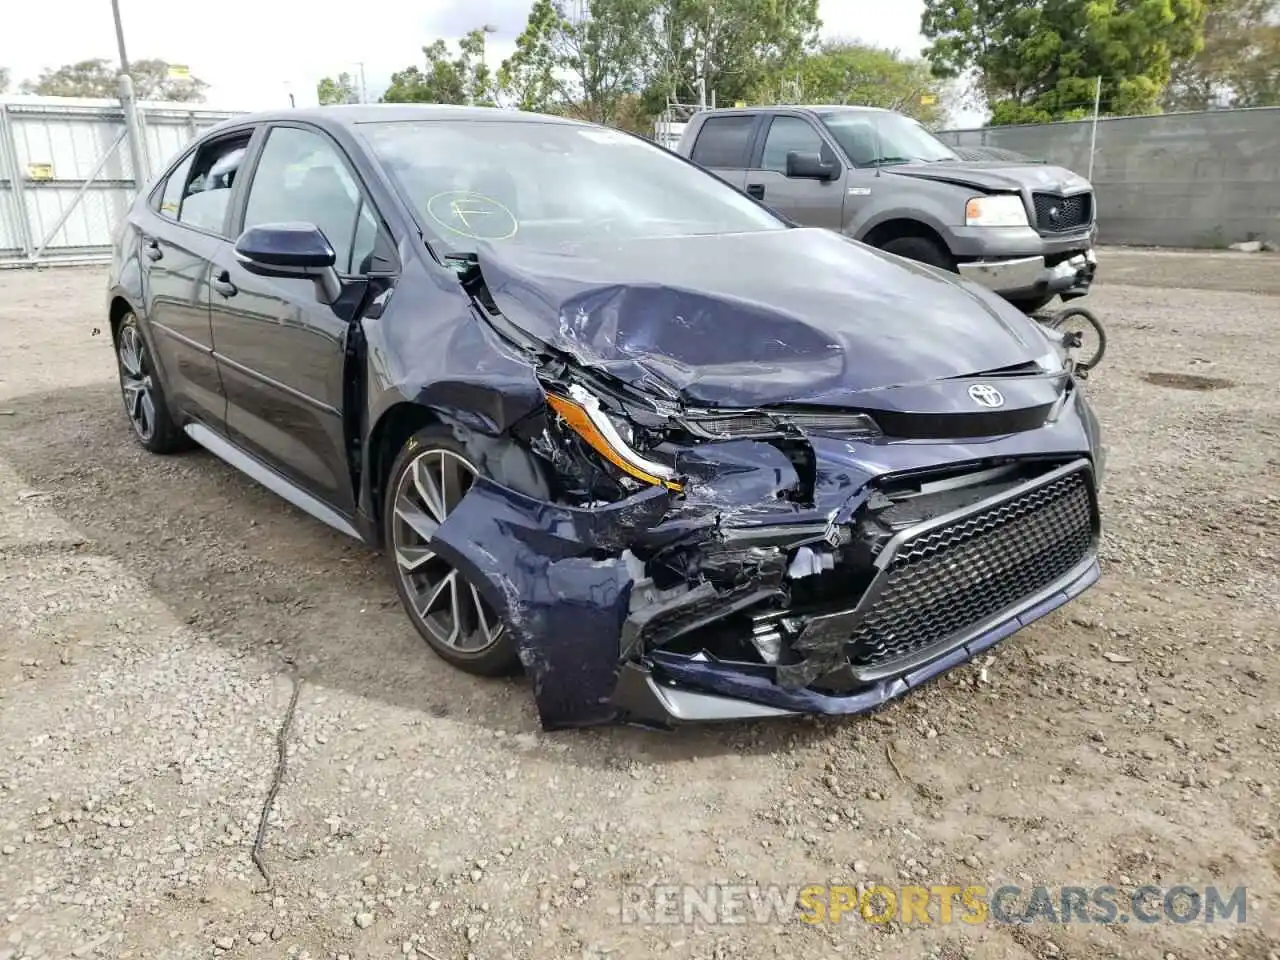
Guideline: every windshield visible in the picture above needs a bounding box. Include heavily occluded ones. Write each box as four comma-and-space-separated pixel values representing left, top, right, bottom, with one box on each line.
361, 120, 786, 255
818, 111, 959, 167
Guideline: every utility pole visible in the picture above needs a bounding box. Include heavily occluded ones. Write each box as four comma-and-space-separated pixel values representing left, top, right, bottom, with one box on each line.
356, 62, 368, 104
1087, 75, 1102, 181
110, 0, 149, 192
479, 24, 497, 104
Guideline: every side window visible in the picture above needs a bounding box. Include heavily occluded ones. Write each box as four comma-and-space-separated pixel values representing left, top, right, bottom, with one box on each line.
689, 116, 756, 169
157, 150, 195, 220
761, 116, 827, 173
243, 126, 369, 275
177, 136, 251, 234
350, 201, 380, 274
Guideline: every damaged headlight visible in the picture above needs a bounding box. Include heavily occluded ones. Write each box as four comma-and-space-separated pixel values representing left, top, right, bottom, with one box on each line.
681, 410, 881, 441
546, 384, 684, 491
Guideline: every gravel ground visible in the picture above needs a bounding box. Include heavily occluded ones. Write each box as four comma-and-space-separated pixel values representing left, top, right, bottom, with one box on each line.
0, 249, 1277, 960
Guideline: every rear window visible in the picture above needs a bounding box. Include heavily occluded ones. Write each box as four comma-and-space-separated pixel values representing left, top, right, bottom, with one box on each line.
689, 116, 755, 169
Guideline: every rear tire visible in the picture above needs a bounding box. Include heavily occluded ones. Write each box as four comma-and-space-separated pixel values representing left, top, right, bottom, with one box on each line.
384, 425, 522, 677
114, 311, 188, 454
879, 235, 955, 272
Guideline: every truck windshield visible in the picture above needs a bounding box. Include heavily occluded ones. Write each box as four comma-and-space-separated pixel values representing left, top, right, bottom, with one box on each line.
817, 111, 959, 167
361, 119, 786, 255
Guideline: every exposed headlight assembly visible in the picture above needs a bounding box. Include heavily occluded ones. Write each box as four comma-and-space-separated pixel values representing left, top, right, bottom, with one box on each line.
965, 195, 1030, 228
682, 410, 881, 441
547, 384, 684, 491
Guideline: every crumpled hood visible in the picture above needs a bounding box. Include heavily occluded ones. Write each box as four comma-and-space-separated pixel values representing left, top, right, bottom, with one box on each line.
886, 160, 1092, 195
475, 227, 1050, 408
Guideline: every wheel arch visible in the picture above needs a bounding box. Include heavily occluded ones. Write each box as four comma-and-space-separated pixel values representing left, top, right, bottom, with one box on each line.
108, 294, 135, 345
364, 398, 552, 550
365, 401, 443, 548
861, 217, 952, 255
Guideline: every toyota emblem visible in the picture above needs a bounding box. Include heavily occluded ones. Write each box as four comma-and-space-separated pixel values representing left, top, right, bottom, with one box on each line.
968, 383, 1005, 408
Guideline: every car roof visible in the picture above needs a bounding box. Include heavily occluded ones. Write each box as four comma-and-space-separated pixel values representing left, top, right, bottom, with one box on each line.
204, 103, 585, 136
693, 104, 895, 118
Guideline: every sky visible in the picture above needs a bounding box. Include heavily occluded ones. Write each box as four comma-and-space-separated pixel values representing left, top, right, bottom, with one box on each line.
2, 0, 944, 116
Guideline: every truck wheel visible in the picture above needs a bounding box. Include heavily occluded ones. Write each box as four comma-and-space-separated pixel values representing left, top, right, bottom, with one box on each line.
1006, 294, 1056, 315
879, 236, 955, 272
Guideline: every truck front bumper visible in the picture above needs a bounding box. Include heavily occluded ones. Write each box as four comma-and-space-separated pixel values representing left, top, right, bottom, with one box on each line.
958, 248, 1097, 304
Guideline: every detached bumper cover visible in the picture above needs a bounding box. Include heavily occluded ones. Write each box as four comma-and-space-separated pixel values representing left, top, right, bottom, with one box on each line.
431, 455, 1102, 729
959, 248, 1097, 302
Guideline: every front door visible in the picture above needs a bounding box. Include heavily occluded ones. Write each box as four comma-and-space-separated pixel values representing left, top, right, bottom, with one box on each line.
209, 123, 388, 515
744, 115, 846, 230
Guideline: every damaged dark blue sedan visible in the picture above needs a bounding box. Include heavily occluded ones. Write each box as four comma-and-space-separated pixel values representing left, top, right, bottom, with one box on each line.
107, 105, 1104, 729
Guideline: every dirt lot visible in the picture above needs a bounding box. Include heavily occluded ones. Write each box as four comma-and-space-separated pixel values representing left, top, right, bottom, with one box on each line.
0, 250, 1277, 960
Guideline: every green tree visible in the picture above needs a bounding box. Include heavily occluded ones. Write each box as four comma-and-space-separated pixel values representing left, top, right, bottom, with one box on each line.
761, 41, 947, 124
0, 67, 9, 94
498, 0, 562, 112
922, 0, 1207, 123
1164, 0, 1280, 107
20, 58, 206, 101
647, 0, 821, 110
317, 72, 359, 105
383, 30, 497, 105
498, 0, 658, 125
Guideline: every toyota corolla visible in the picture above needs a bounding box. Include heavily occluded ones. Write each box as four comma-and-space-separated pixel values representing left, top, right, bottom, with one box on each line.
106, 105, 1104, 729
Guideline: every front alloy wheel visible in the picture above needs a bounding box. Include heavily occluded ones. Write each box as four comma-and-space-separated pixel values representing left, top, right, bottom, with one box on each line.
386, 429, 518, 676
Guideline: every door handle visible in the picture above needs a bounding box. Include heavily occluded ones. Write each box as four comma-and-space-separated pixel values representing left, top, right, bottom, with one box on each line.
143, 238, 163, 262
212, 271, 238, 298
746, 183, 765, 199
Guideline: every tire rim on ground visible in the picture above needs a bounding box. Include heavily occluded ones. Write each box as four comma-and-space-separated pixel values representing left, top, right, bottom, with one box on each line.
391, 448, 504, 654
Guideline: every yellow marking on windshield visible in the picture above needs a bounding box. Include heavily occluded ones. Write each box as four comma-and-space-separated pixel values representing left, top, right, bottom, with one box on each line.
425, 191, 518, 241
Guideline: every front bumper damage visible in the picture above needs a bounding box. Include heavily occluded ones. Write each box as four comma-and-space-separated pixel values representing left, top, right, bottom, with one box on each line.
958, 248, 1098, 304
431, 450, 1102, 730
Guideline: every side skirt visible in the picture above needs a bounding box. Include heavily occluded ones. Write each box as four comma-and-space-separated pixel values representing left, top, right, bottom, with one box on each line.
184, 422, 364, 542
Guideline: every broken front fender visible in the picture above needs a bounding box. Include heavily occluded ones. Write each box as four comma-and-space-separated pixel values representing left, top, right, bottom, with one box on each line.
428, 477, 673, 728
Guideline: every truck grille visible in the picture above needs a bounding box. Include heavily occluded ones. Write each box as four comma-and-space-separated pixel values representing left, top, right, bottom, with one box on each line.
1032, 192, 1092, 233
846, 466, 1096, 671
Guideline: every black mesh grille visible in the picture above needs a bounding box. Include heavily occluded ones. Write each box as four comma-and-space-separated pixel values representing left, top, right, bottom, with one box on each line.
846, 468, 1096, 670
1033, 192, 1092, 233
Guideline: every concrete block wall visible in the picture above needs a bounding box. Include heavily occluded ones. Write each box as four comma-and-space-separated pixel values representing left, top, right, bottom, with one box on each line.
938, 108, 1280, 248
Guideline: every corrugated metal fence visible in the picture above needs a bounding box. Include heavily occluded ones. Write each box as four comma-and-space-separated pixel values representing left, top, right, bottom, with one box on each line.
0, 96, 241, 267
937, 107, 1280, 248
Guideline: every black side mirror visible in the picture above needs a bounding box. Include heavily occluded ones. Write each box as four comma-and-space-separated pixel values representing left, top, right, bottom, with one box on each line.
234, 222, 342, 303
786, 151, 837, 181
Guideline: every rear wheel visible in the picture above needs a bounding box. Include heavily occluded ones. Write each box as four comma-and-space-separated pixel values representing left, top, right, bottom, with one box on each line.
384, 426, 520, 676
879, 235, 955, 272
115, 312, 187, 454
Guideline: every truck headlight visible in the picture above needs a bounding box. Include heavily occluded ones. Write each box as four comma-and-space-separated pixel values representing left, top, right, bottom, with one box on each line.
965, 195, 1029, 228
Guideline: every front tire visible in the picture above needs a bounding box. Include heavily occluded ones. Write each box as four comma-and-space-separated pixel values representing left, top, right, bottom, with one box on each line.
1007, 293, 1056, 314
384, 425, 520, 676
115, 311, 188, 454
879, 235, 955, 272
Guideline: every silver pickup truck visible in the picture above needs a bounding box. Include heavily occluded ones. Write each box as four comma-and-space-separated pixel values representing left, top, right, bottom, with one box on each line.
676, 105, 1097, 313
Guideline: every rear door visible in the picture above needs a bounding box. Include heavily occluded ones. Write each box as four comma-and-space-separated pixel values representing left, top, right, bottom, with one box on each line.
208, 121, 396, 515
139, 128, 255, 431
686, 114, 759, 191
744, 114, 847, 230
